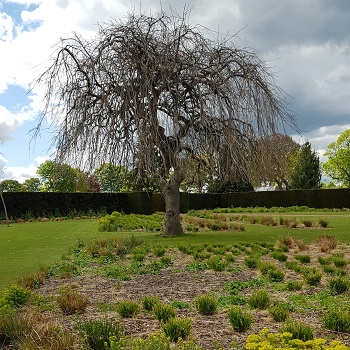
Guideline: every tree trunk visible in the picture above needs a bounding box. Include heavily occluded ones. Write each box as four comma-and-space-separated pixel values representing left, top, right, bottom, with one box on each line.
161, 180, 184, 236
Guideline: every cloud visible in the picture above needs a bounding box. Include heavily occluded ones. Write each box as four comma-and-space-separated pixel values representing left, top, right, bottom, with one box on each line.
1, 163, 38, 182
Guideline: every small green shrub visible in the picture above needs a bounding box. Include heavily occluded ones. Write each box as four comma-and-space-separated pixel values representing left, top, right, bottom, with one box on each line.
258, 262, 277, 276
324, 309, 350, 333
116, 301, 139, 318
78, 319, 122, 350
56, 285, 89, 315
162, 317, 192, 342
195, 293, 218, 315
333, 257, 348, 268
207, 256, 228, 272
323, 265, 336, 274
153, 246, 166, 257
319, 219, 329, 228
303, 268, 322, 286
302, 220, 313, 228
227, 306, 252, 332
271, 251, 288, 262
329, 276, 350, 295
2, 285, 30, 308
281, 320, 314, 341
142, 296, 160, 311
244, 256, 258, 268
244, 328, 348, 350
269, 303, 289, 322
153, 303, 176, 323
295, 254, 311, 264
248, 289, 270, 309
268, 268, 285, 282
285, 261, 302, 273
285, 280, 303, 291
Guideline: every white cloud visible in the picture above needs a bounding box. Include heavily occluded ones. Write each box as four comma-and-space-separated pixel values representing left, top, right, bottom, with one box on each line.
1, 163, 38, 182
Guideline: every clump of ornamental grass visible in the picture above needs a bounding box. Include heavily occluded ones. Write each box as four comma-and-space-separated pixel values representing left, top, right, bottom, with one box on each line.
56, 285, 89, 315
153, 303, 176, 323
116, 301, 139, 318
281, 320, 314, 341
162, 318, 192, 342
329, 276, 350, 295
324, 308, 350, 333
248, 289, 270, 309
78, 319, 123, 350
269, 303, 289, 322
142, 296, 160, 312
227, 306, 253, 332
195, 293, 218, 315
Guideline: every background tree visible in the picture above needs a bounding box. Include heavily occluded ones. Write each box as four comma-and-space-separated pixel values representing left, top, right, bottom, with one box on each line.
36, 11, 294, 235
248, 134, 300, 190
0, 179, 23, 192
94, 163, 131, 192
323, 129, 350, 187
37, 160, 78, 192
289, 141, 321, 189
22, 177, 41, 192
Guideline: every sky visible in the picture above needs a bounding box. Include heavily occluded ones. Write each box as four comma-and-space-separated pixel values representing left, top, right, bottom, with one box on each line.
0, 0, 349, 183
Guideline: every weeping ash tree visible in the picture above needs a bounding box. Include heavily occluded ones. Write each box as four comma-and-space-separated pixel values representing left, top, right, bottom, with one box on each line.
36, 11, 294, 236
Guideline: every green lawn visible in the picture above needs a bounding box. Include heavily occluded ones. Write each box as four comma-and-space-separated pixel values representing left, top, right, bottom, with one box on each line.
1, 212, 349, 292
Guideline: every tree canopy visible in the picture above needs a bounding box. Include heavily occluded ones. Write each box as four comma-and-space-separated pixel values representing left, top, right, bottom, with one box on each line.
323, 129, 350, 187
289, 141, 321, 190
36, 11, 295, 235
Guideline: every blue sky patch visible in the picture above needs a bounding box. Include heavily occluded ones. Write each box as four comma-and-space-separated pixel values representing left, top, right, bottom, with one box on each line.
0, 84, 31, 112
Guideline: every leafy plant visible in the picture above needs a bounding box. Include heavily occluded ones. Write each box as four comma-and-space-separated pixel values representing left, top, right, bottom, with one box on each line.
248, 289, 270, 309
244, 256, 258, 268
153, 303, 176, 323
56, 285, 89, 315
162, 317, 192, 342
116, 301, 139, 318
195, 293, 218, 315
206, 256, 228, 271
227, 306, 252, 332
2, 285, 30, 308
281, 320, 314, 341
78, 319, 122, 350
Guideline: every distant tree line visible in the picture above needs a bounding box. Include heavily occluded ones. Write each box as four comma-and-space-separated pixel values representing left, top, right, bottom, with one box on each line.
4, 129, 350, 193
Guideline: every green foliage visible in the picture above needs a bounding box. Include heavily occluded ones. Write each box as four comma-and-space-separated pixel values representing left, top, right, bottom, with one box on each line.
0, 179, 24, 192
323, 129, 350, 187
244, 328, 349, 350
78, 319, 122, 350
206, 256, 228, 271
248, 289, 270, 309
294, 254, 311, 264
281, 320, 314, 341
269, 303, 289, 322
36, 160, 79, 192
302, 267, 322, 286
162, 318, 192, 342
271, 251, 288, 262
22, 178, 42, 192
98, 211, 163, 232
225, 278, 266, 295
153, 303, 176, 323
116, 301, 140, 318
2, 285, 30, 307
285, 280, 303, 291
289, 141, 322, 190
195, 293, 218, 315
244, 256, 259, 268
94, 163, 130, 192
171, 301, 190, 309
324, 309, 350, 333
227, 306, 253, 332
56, 285, 89, 315
329, 276, 350, 295
142, 296, 160, 311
